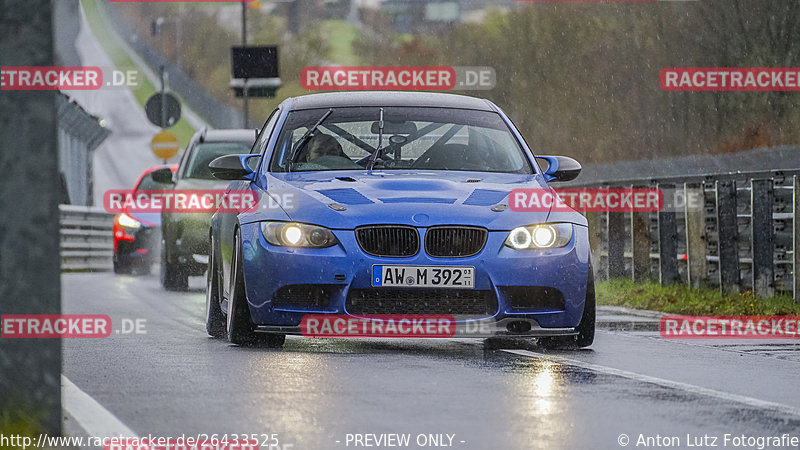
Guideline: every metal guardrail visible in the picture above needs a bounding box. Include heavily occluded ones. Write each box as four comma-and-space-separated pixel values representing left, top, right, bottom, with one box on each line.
60, 204, 113, 271
572, 168, 800, 302
59, 165, 800, 301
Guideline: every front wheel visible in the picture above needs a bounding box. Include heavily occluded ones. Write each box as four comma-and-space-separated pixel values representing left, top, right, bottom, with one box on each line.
205, 236, 226, 338
160, 242, 188, 291
538, 264, 595, 349
227, 229, 285, 348
113, 258, 131, 275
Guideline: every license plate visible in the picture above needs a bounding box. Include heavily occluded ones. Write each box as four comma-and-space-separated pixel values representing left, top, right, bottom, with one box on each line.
372, 265, 474, 288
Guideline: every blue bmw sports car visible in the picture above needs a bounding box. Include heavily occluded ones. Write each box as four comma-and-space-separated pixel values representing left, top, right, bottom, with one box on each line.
206, 92, 594, 348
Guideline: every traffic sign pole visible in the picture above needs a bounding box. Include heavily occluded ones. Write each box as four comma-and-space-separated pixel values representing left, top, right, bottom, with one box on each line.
160, 65, 167, 130
241, 1, 249, 127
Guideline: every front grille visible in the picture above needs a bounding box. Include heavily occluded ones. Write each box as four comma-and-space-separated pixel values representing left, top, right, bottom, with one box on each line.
425, 226, 488, 258
346, 289, 497, 316
273, 285, 334, 308
355, 225, 419, 257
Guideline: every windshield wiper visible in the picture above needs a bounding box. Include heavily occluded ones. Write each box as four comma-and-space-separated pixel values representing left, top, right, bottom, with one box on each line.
288, 108, 333, 171
367, 108, 384, 171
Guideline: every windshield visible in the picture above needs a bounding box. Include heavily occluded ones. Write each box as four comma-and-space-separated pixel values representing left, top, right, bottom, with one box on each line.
183, 142, 252, 179
270, 107, 532, 173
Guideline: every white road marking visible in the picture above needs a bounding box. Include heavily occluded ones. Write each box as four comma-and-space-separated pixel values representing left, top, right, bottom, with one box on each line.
62, 375, 139, 438
503, 349, 800, 418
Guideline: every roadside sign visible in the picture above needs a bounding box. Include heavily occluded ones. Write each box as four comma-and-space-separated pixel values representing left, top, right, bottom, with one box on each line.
230, 46, 282, 99
232, 46, 279, 79
150, 130, 179, 160
230, 45, 282, 125
145, 92, 181, 128
229, 77, 282, 98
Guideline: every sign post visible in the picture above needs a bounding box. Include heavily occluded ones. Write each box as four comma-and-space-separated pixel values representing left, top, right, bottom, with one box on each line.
144, 67, 182, 162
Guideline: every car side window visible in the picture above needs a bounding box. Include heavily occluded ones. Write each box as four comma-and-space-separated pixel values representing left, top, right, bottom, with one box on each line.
135, 172, 173, 192
251, 109, 280, 155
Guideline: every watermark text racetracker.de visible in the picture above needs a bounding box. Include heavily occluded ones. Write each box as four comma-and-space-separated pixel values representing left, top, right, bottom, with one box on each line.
300, 315, 525, 338
0, 434, 293, 450
301, 315, 456, 338
0, 315, 147, 338
660, 316, 800, 339
108, 0, 253, 3
103, 189, 297, 214
508, 188, 703, 213
661, 67, 800, 91
0, 66, 141, 90
301, 66, 495, 91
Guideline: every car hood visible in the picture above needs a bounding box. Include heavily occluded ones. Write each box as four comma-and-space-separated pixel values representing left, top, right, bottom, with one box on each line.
242, 170, 582, 230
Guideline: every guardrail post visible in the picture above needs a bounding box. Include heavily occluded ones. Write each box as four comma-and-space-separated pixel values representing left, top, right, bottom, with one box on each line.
684, 182, 707, 288
607, 209, 626, 279
794, 176, 800, 303
585, 197, 606, 280
751, 179, 775, 298
657, 183, 680, 286
630, 184, 651, 282
716, 180, 741, 295
0, 0, 61, 435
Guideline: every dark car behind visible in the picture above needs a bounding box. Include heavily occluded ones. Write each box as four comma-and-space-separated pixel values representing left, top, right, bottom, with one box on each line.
154, 128, 257, 290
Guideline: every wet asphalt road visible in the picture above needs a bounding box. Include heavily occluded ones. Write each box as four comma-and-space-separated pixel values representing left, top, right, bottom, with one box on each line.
62, 272, 800, 450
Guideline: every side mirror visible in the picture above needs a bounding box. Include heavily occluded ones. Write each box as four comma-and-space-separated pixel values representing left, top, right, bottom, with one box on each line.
151, 167, 175, 184
209, 154, 260, 180
536, 155, 581, 182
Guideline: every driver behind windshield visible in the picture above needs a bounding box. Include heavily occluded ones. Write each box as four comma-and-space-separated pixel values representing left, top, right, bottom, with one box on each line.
304, 133, 344, 162
272, 107, 532, 174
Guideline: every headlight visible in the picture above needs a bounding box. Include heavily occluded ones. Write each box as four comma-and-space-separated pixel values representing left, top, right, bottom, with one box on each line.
117, 213, 141, 229
260, 222, 338, 248
505, 223, 572, 249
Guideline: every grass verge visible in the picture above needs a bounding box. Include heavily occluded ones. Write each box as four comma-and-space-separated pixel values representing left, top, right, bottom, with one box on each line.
596, 278, 799, 316
0, 407, 44, 443
320, 20, 361, 65
80, 0, 196, 146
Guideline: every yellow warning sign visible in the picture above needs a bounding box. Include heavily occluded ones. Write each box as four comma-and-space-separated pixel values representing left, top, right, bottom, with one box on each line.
150, 131, 179, 160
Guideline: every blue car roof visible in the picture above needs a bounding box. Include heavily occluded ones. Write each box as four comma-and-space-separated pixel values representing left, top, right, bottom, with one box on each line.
286, 91, 496, 112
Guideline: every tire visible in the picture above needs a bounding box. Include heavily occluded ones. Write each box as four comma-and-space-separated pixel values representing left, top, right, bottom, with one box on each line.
538, 263, 596, 349
160, 242, 188, 291
113, 258, 131, 275
205, 236, 227, 339
227, 229, 285, 348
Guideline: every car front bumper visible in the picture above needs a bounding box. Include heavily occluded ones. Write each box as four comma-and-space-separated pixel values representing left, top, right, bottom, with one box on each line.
163, 212, 213, 271
238, 222, 591, 337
